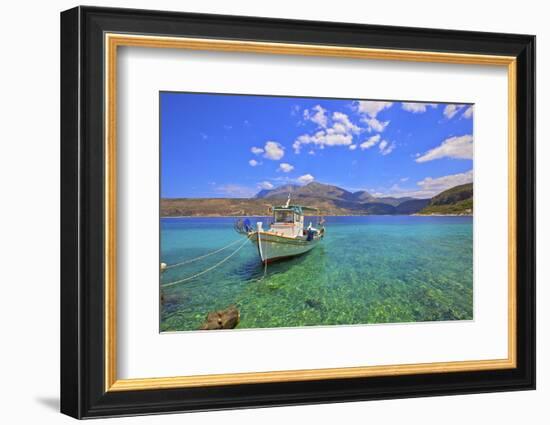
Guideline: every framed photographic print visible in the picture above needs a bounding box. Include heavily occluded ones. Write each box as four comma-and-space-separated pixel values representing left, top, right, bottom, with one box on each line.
60, 6, 535, 419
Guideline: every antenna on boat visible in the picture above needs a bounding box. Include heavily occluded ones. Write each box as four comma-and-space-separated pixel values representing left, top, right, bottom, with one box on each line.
285, 193, 291, 208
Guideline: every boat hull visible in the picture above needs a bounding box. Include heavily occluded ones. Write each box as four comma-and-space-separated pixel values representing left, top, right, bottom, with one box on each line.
249, 231, 322, 263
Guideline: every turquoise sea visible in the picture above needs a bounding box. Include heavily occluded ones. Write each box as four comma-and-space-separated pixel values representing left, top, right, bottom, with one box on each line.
160, 216, 473, 332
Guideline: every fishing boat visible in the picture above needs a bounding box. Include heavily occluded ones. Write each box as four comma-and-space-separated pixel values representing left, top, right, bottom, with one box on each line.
235, 195, 325, 264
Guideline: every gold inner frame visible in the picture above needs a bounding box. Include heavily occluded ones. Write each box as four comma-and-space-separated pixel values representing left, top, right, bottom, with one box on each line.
104, 33, 517, 392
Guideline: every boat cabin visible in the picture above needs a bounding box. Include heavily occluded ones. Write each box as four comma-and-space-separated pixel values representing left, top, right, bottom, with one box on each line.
269, 205, 321, 238
270, 206, 304, 237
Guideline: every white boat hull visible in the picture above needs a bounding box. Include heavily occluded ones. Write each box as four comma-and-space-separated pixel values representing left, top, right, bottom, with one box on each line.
249, 231, 322, 263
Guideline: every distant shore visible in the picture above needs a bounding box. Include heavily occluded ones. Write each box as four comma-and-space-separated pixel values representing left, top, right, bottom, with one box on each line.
161, 182, 473, 219
161, 213, 473, 218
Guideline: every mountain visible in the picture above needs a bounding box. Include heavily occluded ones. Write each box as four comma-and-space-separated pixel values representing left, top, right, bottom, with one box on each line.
375, 196, 414, 207
160, 182, 473, 217
255, 182, 422, 206
255, 184, 297, 199
395, 198, 431, 214
419, 183, 473, 215
255, 182, 426, 208
162, 182, 430, 217
351, 190, 375, 203
256, 182, 356, 202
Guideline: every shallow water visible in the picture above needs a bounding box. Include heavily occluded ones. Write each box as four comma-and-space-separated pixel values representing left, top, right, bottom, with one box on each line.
160, 216, 473, 331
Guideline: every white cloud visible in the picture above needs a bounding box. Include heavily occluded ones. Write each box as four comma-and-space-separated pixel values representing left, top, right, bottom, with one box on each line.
402, 102, 427, 113
379, 140, 396, 155
248, 159, 260, 167
257, 181, 274, 190
401, 102, 438, 113
216, 184, 256, 198
307, 150, 315, 155
400, 177, 409, 182
462, 105, 474, 119
417, 169, 473, 195
332, 111, 361, 134
349, 144, 357, 151
416, 134, 473, 163
263, 141, 285, 160
294, 109, 366, 153
297, 174, 315, 185
293, 131, 353, 153
379, 169, 473, 199
303, 105, 328, 128
352, 101, 393, 133
278, 163, 294, 173
293, 123, 354, 153
354, 101, 393, 118
362, 117, 390, 133
360, 134, 381, 150
251, 146, 264, 155
443, 104, 465, 119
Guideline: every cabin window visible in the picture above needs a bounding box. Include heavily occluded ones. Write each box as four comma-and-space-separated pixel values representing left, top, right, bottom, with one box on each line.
274, 210, 294, 223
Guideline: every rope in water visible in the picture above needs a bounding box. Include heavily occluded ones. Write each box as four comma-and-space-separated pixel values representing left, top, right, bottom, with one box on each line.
164, 237, 245, 270
161, 234, 253, 288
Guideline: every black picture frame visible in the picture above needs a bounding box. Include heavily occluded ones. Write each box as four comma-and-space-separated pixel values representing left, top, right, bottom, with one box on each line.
61, 5, 535, 419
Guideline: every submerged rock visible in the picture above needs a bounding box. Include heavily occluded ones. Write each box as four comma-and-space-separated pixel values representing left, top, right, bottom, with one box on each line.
305, 298, 322, 309
160, 290, 181, 305
200, 305, 240, 330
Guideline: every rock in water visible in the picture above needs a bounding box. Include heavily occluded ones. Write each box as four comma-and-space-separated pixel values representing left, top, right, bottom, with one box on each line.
200, 305, 240, 330
305, 298, 322, 309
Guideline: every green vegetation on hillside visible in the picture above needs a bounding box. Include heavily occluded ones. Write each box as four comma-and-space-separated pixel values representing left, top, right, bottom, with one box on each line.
420, 198, 473, 215
419, 183, 473, 215
430, 183, 473, 205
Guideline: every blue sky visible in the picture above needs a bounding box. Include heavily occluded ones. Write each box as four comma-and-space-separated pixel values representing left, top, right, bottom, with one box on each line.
161, 92, 473, 199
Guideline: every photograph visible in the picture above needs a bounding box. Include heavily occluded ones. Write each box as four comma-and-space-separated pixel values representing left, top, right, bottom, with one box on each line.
159, 93, 474, 332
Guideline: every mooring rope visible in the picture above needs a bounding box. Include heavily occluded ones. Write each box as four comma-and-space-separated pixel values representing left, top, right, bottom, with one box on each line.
164, 237, 244, 270
161, 234, 252, 288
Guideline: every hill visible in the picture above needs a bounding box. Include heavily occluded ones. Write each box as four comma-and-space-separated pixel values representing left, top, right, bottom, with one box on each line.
351, 190, 375, 203
256, 182, 356, 202
161, 181, 473, 217
395, 199, 431, 214
161, 198, 275, 217
419, 183, 473, 215
256, 182, 406, 207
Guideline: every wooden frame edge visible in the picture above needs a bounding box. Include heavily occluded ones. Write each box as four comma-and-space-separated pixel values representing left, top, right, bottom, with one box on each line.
105, 32, 118, 391
507, 59, 518, 369
108, 358, 516, 391
104, 33, 518, 392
